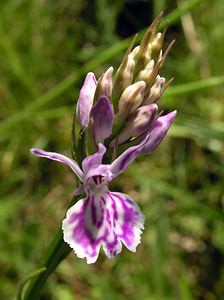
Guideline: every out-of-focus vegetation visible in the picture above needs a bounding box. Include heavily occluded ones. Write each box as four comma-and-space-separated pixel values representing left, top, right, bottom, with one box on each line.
0, 0, 224, 299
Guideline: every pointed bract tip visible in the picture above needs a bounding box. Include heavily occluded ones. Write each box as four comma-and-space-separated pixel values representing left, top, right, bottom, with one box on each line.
151, 11, 164, 28
107, 66, 114, 73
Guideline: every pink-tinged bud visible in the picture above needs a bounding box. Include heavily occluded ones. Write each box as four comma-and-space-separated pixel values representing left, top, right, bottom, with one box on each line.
142, 110, 177, 153
118, 81, 146, 115
91, 96, 114, 144
76, 72, 97, 129
94, 66, 113, 102
144, 75, 165, 103
113, 53, 136, 111
111, 104, 158, 146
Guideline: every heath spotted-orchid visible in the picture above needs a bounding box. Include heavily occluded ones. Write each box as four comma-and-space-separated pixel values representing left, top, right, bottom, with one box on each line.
31, 13, 176, 264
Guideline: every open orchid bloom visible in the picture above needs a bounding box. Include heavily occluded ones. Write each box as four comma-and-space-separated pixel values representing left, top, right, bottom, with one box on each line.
31, 14, 177, 263
31, 110, 176, 264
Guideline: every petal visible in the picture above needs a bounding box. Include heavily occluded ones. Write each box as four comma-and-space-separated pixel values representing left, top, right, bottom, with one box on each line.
110, 133, 150, 177
142, 110, 176, 153
84, 164, 113, 182
82, 143, 106, 175
94, 66, 113, 101
62, 196, 102, 264
76, 72, 97, 129
31, 148, 84, 182
91, 96, 114, 144
62, 191, 144, 263
107, 192, 144, 253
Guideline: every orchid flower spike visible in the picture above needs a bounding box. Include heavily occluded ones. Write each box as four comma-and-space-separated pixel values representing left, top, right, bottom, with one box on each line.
31, 13, 177, 264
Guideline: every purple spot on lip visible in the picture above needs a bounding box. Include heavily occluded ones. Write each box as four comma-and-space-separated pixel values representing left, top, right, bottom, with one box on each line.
91, 195, 97, 225
68, 196, 90, 224
106, 209, 111, 226
111, 196, 118, 221
93, 176, 98, 184
126, 198, 134, 205
101, 197, 106, 205
68, 213, 79, 224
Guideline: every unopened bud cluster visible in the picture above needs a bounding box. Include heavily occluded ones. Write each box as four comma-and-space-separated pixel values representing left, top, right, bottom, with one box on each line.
75, 12, 176, 157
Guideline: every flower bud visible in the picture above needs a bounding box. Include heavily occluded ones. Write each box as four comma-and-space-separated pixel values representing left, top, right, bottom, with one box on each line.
133, 12, 163, 77
144, 75, 165, 103
151, 30, 166, 59
76, 72, 97, 129
129, 46, 140, 61
118, 81, 146, 115
146, 40, 175, 89
94, 66, 113, 102
91, 96, 114, 144
112, 53, 135, 111
136, 59, 154, 82
142, 110, 177, 153
143, 44, 152, 64
111, 103, 158, 146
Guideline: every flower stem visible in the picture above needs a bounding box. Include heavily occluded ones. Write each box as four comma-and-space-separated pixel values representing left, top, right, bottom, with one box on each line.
22, 196, 78, 300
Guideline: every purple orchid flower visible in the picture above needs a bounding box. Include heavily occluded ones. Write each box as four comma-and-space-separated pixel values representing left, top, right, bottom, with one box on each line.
31, 15, 178, 265
31, 110, 176, 264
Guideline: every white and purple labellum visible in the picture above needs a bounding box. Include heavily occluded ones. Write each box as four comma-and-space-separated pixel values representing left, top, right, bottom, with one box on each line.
62, 189, 144, 264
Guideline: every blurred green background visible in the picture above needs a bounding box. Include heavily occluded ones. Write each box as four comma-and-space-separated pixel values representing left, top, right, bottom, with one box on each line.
0, 0, 224, 299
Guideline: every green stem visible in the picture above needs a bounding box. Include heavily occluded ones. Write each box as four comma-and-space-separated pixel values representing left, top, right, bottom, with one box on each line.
23, 228, 71, 300
22, 196, 79, 300
21, 99, 86, 299
17, 268, 47, 300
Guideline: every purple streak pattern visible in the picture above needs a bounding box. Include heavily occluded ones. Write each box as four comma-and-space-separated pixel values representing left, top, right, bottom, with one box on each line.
142, 110, 177, 153
62, 190, 144, 264
91, 96, 114, 144
30, 148, 84, 181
